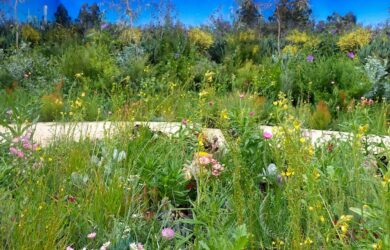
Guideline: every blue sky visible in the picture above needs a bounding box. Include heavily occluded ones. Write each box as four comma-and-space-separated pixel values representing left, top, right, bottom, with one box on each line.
1, 0, 389, 26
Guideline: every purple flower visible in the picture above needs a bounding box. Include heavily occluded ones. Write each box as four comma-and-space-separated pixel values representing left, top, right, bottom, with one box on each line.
100, 23, 109, 30
347, 52, 355, 59
161, 227, 175, 240
306, 55, 314, 62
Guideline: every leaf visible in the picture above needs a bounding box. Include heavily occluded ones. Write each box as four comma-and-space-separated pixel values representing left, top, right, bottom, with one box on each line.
349, 207, 376, 219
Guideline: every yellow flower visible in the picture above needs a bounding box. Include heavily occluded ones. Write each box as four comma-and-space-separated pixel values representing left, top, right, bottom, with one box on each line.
304, 238, 313, 245
320, 216, 325, 223
81, 92, 86, 97
359, 124, 369, 134
75, 72, 83, 78
220, 109, 229, 120
204, 70, 215, 83
314, 170, 320, 179
198, 151, 210, 157
198, 137, 204, 147
282, 167, 295, 177
293, 120, 301, 130
300, 137, 306, 143
341, 224, 348, 233
199, 90, 209, 97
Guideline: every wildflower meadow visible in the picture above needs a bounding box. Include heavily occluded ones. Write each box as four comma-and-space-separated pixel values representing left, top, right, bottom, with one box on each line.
0, 0, 390, 249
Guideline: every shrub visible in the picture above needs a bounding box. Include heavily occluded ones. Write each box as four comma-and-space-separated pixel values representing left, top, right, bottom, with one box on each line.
40, 93, 64, 121
364, 56, 389, 99
285, 30, 320, 50
310, 100, 332, 129
188, 28, 214, 51
225, 29, 262, 64
119, 28, 142, 45
337, 28, 371, 52
282, 44, 299, 56
359, 33, 390, 71
282, 56, 370, 102
61, 45, 119, 90
21, 25, 40, 44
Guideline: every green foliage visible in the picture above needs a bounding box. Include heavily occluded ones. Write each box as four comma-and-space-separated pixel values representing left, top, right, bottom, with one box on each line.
282, 56, 370, 102
61, 44, 118, 90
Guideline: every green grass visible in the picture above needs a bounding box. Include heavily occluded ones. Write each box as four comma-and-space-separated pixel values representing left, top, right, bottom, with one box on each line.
1, 94, 389, 249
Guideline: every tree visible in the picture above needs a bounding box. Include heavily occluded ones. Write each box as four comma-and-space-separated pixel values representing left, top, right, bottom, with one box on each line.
326, 12, 357, 33
236, 0, 262, 29
76, 3, 102, 31
270, 0, 312, 30
106, 0, 143, 28
54, 3, 71, 27
264, 0, 311, 55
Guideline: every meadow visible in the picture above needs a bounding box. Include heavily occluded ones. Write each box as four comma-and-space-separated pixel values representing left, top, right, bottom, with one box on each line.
0, 1, 390, 249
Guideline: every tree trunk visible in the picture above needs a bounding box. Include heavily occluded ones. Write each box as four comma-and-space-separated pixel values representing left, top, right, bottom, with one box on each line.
14, 0, 18, 49
277, 16, 281, 56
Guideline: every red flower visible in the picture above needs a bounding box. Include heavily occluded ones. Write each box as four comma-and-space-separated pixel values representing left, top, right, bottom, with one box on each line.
67, 195, 76, 203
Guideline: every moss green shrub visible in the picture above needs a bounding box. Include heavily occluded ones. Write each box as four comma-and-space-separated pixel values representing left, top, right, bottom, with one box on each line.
61, 44, 119, 90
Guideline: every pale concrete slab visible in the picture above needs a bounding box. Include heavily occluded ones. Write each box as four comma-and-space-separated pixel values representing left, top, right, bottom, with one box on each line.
1, 123, 389, 153
260, 125, 390, 153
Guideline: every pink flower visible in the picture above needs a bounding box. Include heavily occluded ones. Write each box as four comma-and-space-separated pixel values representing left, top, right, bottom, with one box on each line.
263, 131, 273, 140
181, 119, 187, 126
161, 227, 175, 240
239, 93, 245, 99
20, 135, 29, 144
87, 232, 97, 239
212, 163, 223, 171
9, 147, 18, 156
16, 150, 25, 158
198, 156, 211, 165
23, 143, 32, 150
66, 247, 74, 250
212, 169, 221, 176
249, 111, 255, 117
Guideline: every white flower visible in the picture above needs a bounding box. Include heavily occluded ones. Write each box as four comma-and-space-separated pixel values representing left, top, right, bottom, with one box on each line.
100, 241, 111, 250
130, 242, 144, 250
113, 149, 127, 162
267, 163, 277, 176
